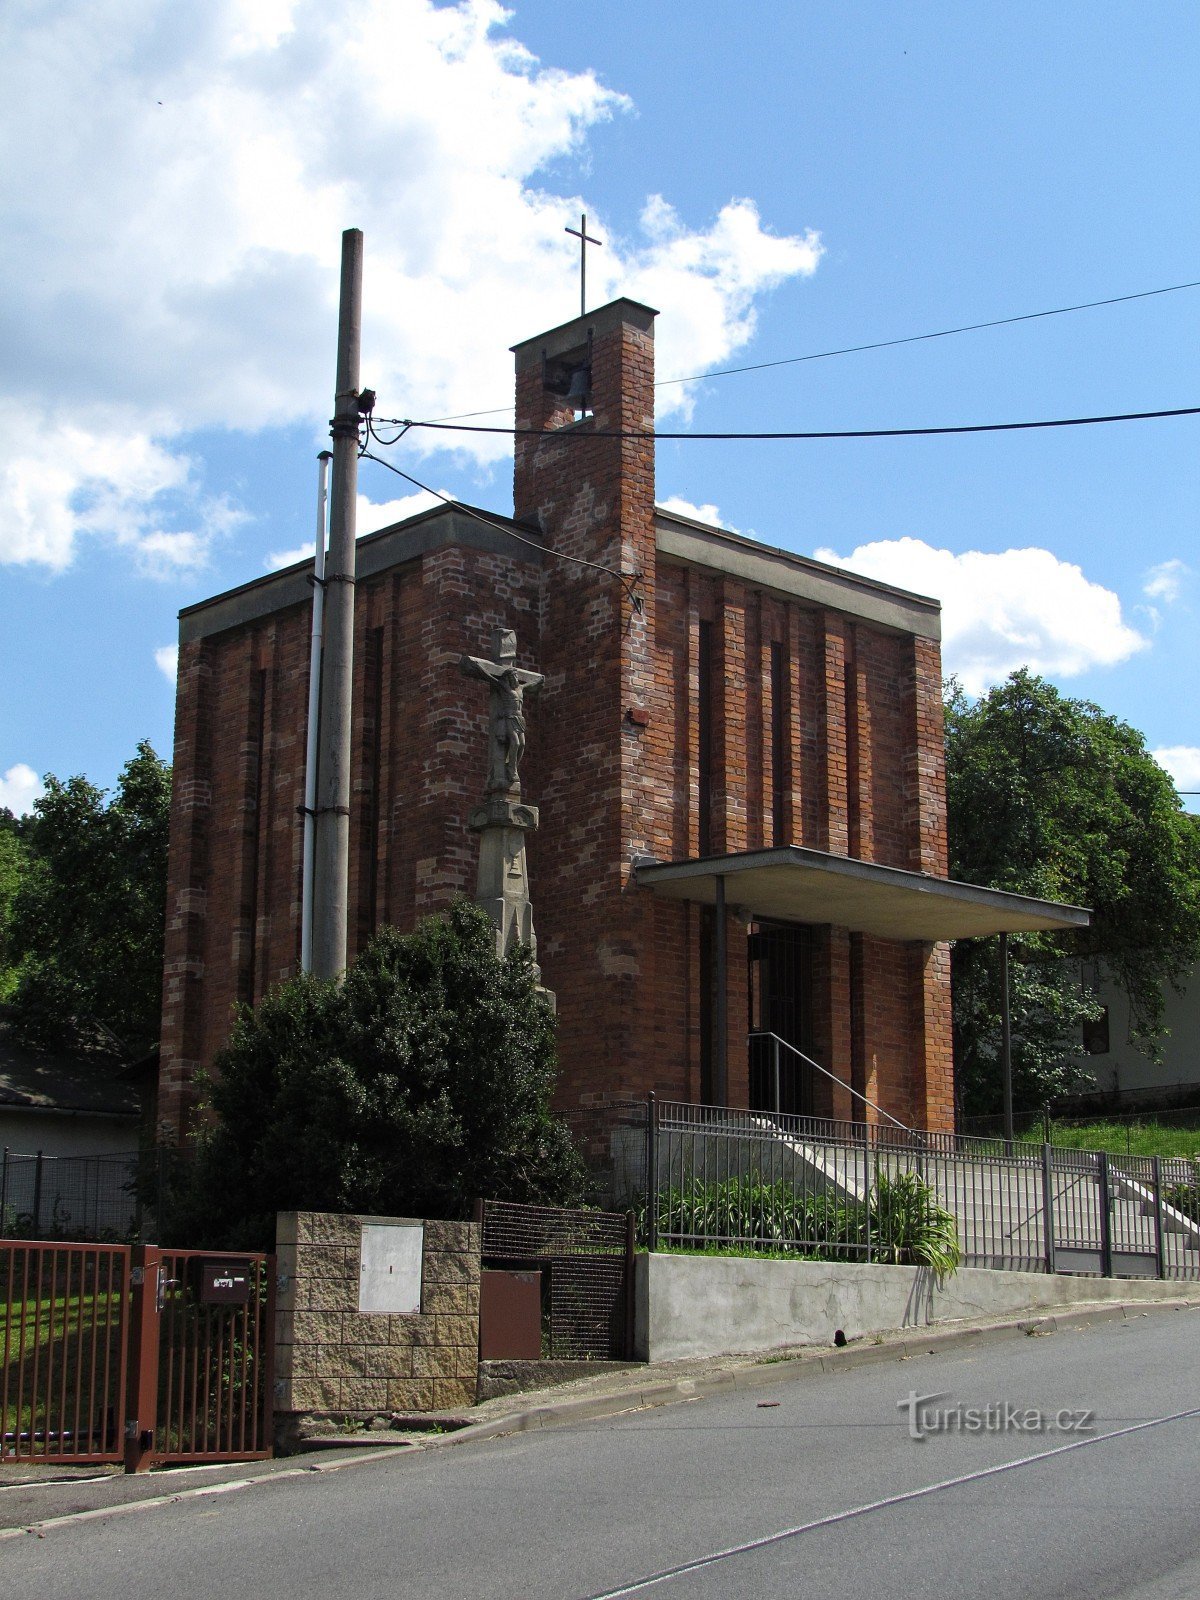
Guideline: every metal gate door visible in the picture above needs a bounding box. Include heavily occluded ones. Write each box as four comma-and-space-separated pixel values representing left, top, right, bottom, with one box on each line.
126, 1247, 275, 1470
1, 1240, 130, 1463
4, 1240, 275, 1471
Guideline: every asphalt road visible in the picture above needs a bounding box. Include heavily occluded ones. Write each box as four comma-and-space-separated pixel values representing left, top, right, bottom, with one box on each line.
3, 1307, 1198, 1599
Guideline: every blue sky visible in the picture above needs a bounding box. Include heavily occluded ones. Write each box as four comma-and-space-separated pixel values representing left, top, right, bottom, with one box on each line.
2, 1, 1198, 812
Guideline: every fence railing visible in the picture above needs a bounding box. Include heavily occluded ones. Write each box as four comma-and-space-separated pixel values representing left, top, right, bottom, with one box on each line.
566, 1096, 1200, 1281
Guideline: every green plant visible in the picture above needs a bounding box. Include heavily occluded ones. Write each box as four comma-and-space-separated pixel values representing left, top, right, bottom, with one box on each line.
645, 1170, 962, 1276
1162, 1160, 1200, 1223
867, 1170, 962, 1276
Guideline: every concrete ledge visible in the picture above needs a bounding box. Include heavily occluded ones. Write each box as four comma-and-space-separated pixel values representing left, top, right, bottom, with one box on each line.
636, 1252, 1192, 1362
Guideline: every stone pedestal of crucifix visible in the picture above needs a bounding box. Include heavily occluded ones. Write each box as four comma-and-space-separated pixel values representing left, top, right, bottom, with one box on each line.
459, 627, 553, 1008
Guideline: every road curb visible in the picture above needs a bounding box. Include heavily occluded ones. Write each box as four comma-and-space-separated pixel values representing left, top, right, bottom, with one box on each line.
413, 1294, 1200, 1450
3, 1296, 1194, 1539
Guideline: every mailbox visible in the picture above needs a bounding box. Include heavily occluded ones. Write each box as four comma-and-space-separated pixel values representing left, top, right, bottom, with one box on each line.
199, 1261, 253, 1305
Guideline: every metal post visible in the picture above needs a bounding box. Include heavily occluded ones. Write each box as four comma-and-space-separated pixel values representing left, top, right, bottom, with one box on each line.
312, 228, 364, 981
1041, 1143, 1057, 1274
713, 876, 728, 1107
646, 1092, 659, 1253
301, 450, 332, 975
772, 1033, 782, 1117
1097, 1151, 1113, 1278
32, 1151, 44, 1239
1000, 932, 1014, 1150
124, 1245, 163, 1472
0, 1147, 8, 1236
623, 1210, 637, 1359
1151, 1156, 1165, 1280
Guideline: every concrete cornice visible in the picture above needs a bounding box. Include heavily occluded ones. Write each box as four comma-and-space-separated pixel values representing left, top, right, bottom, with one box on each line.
511, 298, 659, 370
178, 505, 544, 643
655, 509, 941, 640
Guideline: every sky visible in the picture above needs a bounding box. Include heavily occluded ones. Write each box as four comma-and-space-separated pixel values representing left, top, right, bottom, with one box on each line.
2, 1, 1199, 816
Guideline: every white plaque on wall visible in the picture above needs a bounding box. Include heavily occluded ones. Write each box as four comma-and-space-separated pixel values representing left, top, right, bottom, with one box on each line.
358, 1223, 424, 1315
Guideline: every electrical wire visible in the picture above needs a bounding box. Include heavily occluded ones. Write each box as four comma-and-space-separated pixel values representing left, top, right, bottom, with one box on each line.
358, 433, 643, 609
656, 276, 1200, 388
411, 275, 1200, 424
386, 402, 1200, 443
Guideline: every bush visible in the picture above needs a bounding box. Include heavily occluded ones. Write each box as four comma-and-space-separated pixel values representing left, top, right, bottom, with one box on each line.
1162, 1161, 1200, 1224
168, 902, 586, 1248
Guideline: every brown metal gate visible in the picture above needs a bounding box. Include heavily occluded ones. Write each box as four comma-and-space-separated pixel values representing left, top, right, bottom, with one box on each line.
2, 1240, 274, 1470
479, 1200, 635, 1361
1, 1241, 130, 1464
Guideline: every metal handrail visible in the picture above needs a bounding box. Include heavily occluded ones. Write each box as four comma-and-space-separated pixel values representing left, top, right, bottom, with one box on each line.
748, 1030, 912, 1133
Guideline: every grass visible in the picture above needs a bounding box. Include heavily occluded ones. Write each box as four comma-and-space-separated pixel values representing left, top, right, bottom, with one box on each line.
1, 1290, 125, 1446
1019, 1118, 1200, 1159
1, 1292, 122, 1361
653, 1241, 829, 1263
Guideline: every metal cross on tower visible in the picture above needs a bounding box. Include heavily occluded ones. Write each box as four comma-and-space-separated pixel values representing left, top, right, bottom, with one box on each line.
565, 212, 602, 318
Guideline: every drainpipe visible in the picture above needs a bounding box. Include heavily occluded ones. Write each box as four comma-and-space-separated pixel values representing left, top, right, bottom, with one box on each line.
301, 451, 332, 975
714, 874, 728, 1106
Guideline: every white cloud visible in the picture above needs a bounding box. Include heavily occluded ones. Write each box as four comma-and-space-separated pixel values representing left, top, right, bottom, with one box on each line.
264, 487, 446, 569
1, 0, 821, 573
813, 537, 1147, 695
1143, 559, 1189, 604
356, 488, 445, 535
1152, 746, 1200, 795
658, 496, 735, 531
0, 402, 245, 575
154, 644, 179, 682
0, 763, 44, 816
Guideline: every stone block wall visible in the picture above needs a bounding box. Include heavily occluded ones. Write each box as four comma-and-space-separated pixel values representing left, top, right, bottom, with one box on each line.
274, 1211, 480, 1421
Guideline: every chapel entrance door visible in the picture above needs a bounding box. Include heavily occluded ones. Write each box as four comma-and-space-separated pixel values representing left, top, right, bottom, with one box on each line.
748, 921, 815, 1116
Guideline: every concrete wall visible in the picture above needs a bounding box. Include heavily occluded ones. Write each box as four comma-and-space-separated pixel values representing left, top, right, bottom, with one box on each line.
274, 1210, 480, 1422
1078, 964, 1200, 1101
635, 1251, 1188, 1363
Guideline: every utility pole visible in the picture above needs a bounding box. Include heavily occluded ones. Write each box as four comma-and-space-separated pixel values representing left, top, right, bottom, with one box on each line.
312, 228, 363, 980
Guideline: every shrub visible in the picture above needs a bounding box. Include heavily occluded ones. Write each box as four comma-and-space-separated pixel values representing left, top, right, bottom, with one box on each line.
167, 902, 586, 1248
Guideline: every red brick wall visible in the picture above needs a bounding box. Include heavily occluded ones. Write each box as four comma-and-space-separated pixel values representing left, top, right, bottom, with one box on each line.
160, 299, 955, 1139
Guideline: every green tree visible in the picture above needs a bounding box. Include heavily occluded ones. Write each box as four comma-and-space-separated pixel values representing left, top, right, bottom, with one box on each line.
6, 741, 171, 1060
0, 810, 30, 1002
946, 671, 1200, 1118
170, 901, 586, 1249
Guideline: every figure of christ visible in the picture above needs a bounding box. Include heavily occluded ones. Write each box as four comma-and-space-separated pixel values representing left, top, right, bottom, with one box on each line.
460, 650, 544, 795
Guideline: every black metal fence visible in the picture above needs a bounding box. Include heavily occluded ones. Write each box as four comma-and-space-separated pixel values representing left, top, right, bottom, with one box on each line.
565, 1097, 1200, 1281
0, 1148, 185, 1243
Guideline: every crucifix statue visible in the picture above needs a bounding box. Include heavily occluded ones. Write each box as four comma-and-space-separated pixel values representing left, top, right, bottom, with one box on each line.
460, 628, 543, 797
458, 627, 552, 1006
565, 212, 602, 319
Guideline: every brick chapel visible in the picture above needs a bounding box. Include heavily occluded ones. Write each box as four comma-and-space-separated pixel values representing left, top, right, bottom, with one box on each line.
158, 298, 1081, 1140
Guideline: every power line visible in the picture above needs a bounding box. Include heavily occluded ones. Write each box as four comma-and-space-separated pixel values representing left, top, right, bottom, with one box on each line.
414, 275, 1200, 424
656, 276, 1200, 388
388, 402, 1200, 444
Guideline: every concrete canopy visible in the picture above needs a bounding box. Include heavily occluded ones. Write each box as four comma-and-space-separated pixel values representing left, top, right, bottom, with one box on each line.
634, 847, 1090, 942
